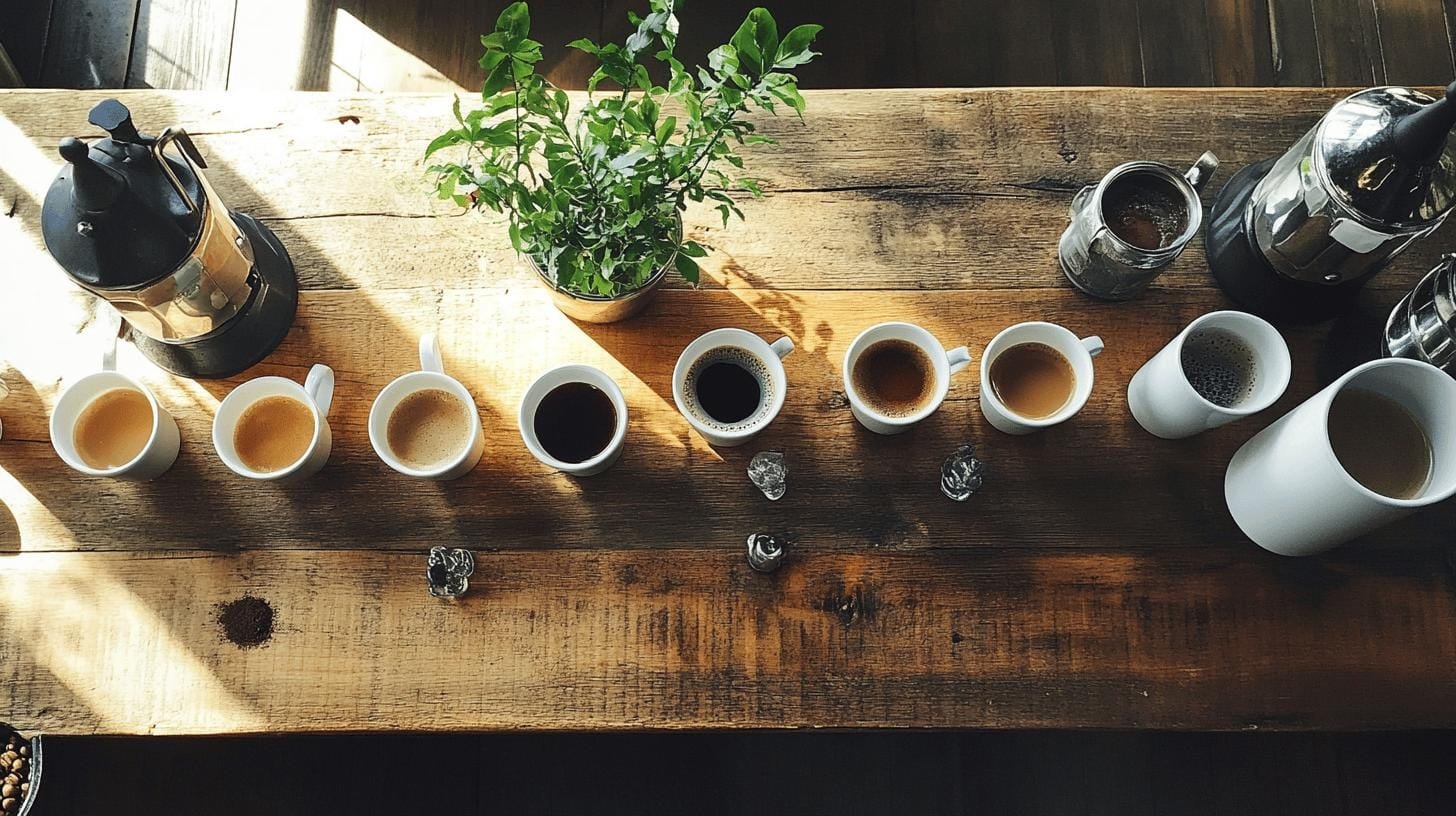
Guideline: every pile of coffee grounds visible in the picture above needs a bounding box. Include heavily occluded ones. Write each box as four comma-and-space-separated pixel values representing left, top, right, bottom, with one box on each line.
217, 596, 275, 648
1, 725, 32, 814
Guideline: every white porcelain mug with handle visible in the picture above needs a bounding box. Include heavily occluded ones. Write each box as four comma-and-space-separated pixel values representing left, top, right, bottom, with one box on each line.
50, 334, 180, 481
369, 333, 485, 480
1127, 310, 1291, 439
519, 364, 629, 477
1225, 358, 1456, 556
842, 321, 972, 435
979, 321, 1103, 435
673, 328, 794, 447
213, 364, 335, 482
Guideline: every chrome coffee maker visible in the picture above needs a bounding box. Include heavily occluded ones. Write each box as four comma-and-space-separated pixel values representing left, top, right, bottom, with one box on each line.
41, 99, 297, 378
1206, 81, 1456, 322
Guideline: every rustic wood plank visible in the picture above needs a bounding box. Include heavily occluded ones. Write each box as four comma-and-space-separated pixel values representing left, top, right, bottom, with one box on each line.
0, 0, 53, 85
125, 0, 238, 89
911, 0, 995, 87
1373, 0, 1455, 85
226, 0, 329, 91
38, 0, 139, 88
984, 0, 1060, 85
1137, 0, 1215, 85
1055, 0, 1143, 85
1206, 0, 1276, 85
3, 546, 1456, 735
1312, 0, 1385, 85
1267, 0, 1323, 85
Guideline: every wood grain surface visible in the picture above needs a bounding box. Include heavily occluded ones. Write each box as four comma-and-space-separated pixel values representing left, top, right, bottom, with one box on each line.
1, 89, 1454, 735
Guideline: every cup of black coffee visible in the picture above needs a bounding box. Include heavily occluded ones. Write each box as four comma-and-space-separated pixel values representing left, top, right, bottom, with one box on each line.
518, 364, 628, 476
673, 328, 794, 447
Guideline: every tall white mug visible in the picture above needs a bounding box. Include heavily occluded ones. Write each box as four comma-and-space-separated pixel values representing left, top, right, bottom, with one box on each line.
841, 322, 971, 435
1128, 310, 1291, 439
979, 322, 1103, 435
50, 337, 180, 481
1225, 358, 1456, 556
213, 364, 335, 482
369, 333, 485, 480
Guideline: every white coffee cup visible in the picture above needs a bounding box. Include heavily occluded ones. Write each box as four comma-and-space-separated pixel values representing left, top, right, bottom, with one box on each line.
1128, 310, 1291, 439
842, 322, 971, 435
50, 340, 180, 481
673, 328, 794, 447
519, 364, 628, 477
368, 333, 484, 480
213, 364, 335, 482
979, 322, 1104, 435
1225, 358, 1456, 557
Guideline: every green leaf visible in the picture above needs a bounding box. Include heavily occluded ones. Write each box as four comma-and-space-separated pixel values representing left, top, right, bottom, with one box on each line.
655, 115, 676, 143
424, 128, 465, 158
729, 15, 763, 75
748, 8, 779, 71
767, 81, 805, 117
481, 57, 513, 96
775, 23, 821, 66
674, 253, 700, 284
497, 2, 530, 39
680, 240, 708, 258
567, 37, 600, 55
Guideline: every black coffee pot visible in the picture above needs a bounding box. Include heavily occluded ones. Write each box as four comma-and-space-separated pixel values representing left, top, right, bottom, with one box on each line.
41, 99, 297, 378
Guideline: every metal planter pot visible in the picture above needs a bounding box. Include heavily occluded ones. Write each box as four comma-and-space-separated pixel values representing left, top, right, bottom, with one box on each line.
528, 214, 682, 324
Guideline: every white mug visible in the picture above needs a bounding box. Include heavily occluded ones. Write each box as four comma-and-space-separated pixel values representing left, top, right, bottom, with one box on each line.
50, 339, 180, 481
673, 328, 794, 447
1127, 310, 1291, 439
842, 322, 971, 435
519, 364, 628, 477
979, 322, 1103, 435
1225, 358, 1456, 556
368, 333, 484, 480
213, 364, 335, 482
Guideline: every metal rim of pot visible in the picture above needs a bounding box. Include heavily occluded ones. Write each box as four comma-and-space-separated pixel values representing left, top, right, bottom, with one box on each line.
526, 212, 683, 303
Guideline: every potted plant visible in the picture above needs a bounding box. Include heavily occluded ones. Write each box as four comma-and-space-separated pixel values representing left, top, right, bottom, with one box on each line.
425, 0, 821, 322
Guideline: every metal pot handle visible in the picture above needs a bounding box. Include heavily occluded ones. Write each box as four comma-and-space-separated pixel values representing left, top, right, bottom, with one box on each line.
150, 127, 209, 214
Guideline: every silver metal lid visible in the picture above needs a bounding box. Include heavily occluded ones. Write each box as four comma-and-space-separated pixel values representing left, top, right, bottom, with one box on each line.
1317, 86, 1456, 229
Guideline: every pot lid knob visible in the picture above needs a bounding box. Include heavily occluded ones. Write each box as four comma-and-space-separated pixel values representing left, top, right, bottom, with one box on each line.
87, 98, 142, 143
57, 136, 124, 213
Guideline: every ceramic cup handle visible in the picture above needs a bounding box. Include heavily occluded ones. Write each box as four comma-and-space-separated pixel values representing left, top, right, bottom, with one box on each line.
305, 363, 335, 418
770, 336, 795, 359
420, 332, 444, 374
946, 346, 972, 376
1081, 336, 1105, 358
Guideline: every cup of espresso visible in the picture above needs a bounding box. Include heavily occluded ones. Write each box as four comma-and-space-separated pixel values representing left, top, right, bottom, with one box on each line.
1127, 311, 1291, 439
368, 333, 484, 480
518, 364, 628, 477
979, 322, 1104, 435
50, 341, 180, 481
673, 328, 794, 447
1225, 358, 1456, 556
842, 322, 972, 435
213, 364, 335, 482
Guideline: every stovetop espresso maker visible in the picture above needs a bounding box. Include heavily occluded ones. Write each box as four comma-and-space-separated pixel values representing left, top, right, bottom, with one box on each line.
1206, 81, 1456, 321
41, 99, 297, 378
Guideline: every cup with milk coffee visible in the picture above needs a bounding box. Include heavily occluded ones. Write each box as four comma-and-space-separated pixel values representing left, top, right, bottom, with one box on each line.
979, 322, 1104, 435
1127, 311, 1291, 439
213, 364, 335, 482
842, 322, 972, 435
51, 333, 180, 481
368, 333, 484, 480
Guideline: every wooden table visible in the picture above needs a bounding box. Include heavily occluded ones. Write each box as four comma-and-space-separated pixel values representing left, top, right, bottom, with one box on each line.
1, 89, 1453, 735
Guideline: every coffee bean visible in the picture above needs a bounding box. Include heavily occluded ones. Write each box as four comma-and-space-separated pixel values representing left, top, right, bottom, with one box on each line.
14, 747, 25, 759
7, 760, 19, 774
1, 774, 15, 786
0, 754, 13, 766
0, 785, 11, 798
1, 797, 15, 812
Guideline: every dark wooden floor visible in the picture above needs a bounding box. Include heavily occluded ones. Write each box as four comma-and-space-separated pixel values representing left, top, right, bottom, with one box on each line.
2, 0, 1455, 91
28, 731, 1456, 815
5, 0, 1456, 812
